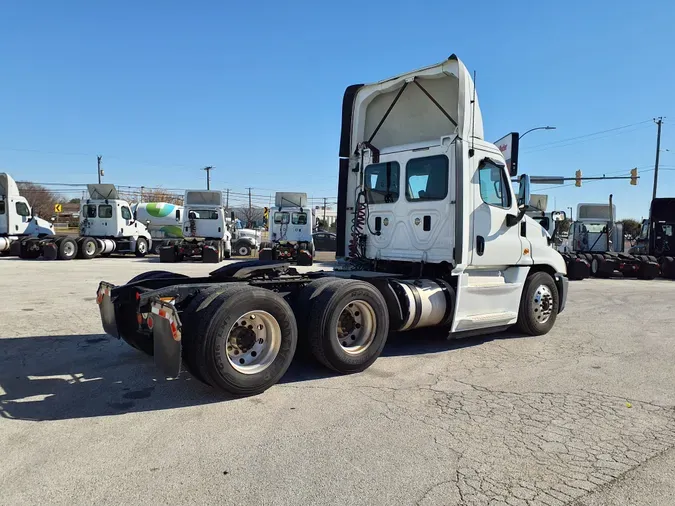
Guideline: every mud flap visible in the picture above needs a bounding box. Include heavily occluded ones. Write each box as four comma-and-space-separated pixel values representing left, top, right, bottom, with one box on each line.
150, 300, 183, 378
96, 281, 119, 338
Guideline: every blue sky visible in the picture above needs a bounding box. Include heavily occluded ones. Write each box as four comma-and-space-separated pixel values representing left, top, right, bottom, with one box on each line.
1, 0, 673, 217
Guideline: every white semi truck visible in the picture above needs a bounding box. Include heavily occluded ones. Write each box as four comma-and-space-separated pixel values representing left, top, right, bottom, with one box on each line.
159, 190, 232, 263
259, 192, 315, 265
96, 54, 569, 396
18, 184, 153, 260
0, 173, 55, 256
566, 201, 658, 279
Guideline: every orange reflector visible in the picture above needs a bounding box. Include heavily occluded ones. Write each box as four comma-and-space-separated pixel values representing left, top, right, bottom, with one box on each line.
524, 248, 530, 255
147, 315, 154, 329
96, 294, 103, 305
135, 291, 141, 301
159, 309, 167, 318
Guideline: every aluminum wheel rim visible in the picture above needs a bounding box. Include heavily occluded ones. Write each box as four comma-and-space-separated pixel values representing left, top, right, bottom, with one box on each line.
138, 240, 147, 253
63, 241, 75, 257
226, 310, 281, 374
85, 241, 96, 256
591, 258, 598, 273
336, 300, 376, 355
532, 285, 553, 324
238, 246, 249, 256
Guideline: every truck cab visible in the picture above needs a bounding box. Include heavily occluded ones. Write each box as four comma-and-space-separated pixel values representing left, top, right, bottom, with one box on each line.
260, 192, 315, 264
80, 184, 151, 242
1, 173, 55, 255
338, 54, 566, 333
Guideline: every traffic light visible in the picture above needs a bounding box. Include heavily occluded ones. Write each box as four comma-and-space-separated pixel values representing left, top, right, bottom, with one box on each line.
630, 167, 638, 185
575, 170, 582, 187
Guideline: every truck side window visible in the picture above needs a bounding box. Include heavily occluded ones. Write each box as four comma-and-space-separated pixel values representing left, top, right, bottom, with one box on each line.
292, 212, 307, 225
274, 212, 290, 224
85, 204, 97, 218
99, 205, 113, 218
406, 155, 449, 201
15, 202, 30, 217
121, 207, 132, 220
365, 161, 400, 204
0, 201, 5, 214
478, 161, 511, 209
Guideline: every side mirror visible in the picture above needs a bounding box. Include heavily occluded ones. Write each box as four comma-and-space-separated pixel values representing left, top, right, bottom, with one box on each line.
551, 211, 566, 222
539, 217, 551, 231
517, 174, 531, 208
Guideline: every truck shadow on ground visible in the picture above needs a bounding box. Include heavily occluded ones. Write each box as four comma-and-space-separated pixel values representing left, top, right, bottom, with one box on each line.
0, 329, 520, 422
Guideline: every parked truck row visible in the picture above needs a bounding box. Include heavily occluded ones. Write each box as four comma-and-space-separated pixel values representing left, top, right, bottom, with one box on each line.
97, 54, 570, 397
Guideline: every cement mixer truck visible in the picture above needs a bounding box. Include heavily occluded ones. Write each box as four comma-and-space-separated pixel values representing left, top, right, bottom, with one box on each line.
0, 173, 55, 256
132, 202, 184, 255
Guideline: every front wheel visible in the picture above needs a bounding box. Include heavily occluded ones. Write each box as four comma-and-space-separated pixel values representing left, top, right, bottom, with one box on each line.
135, 237, 149, 257
236, 242, 252, 257
516, 272, 559, 336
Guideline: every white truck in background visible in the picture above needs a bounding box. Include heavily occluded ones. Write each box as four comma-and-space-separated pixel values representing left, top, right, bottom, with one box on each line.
96, 54, 569, 397
259, 192, 315, 265
17, 184, 152, 260
0, 173, 55, 256
159, 190, 232, 263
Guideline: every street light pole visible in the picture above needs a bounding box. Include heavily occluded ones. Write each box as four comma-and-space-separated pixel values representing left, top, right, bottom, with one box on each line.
519, 126, 556, 140
568, 206, 573, 221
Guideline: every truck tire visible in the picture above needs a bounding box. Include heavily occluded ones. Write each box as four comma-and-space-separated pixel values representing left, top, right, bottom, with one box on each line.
235, 242, 252, 257
42, 242, 58, 260
636, 261, 659, 280
184, 284, 298, 396
293, 277, 344, 353
118, 271, 190, 355
258, 247, 274, 261
58, 237, 78, 260
78, 237, 98, 259
306, 279, 389, 374
260, 241, 273, 250
516, 271, 559, 336
662, 257, 675, 279
19, 239, 40, 259
135, 237, 149, 257
590, 254, 603, 277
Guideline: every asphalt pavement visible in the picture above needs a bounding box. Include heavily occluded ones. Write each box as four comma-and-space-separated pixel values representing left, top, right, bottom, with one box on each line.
1, 256, 674, 505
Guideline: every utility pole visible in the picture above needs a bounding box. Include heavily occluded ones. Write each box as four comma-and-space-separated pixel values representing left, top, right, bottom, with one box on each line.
202, 166, 214, 190
97, 155, 102, 184
322, 197, 327, 224
652, 117, 663, 200
568, 206, 573, 221
140, 186, 144, 203
224, 189, 230, 210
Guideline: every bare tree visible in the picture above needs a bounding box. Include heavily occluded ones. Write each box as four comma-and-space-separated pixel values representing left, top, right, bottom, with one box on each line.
118, 187, 183, 205
16, 182, 60, 219
233, 206, 264, 228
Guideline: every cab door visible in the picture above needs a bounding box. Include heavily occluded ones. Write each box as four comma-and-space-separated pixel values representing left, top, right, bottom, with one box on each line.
470, 156, 527, 267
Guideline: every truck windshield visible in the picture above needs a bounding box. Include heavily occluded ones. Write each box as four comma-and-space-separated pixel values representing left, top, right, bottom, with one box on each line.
84, 204, 97, 218
98, 205, 113, 219
188, 209, 218, 219
365, 161, 400, 204
578, 223, 606, 233
274, 212, 290, 224
292, 212, 307, 225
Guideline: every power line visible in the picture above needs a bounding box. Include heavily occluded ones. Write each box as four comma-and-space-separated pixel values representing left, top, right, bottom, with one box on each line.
521, 119, 654, 153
